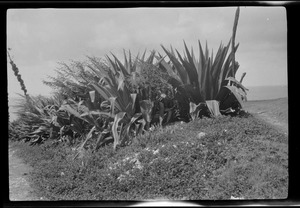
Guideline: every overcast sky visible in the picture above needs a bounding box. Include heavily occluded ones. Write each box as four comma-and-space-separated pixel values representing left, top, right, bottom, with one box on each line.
7, 7, 287, 97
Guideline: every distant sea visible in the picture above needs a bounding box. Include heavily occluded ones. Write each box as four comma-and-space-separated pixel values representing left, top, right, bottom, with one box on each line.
8, 96, 21, 122
8, 85, 288, 122
246, 85, 288, 101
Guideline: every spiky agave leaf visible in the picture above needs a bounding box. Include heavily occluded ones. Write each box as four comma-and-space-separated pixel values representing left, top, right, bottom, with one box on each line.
212, 40, 232, 97
182, 41, 199, 87
161, 45, 189, 85
73, 126, 96, 160
110, 53, 130, 77
146, 50, 156, 64
60, 104, 87, 122
120, 112, 142, 146
219, 43, 240, 88
155, 55, 182, 84
89, 90, 96, 103
91, 83, 111, 101
139, 99, 154, 130
112, 112, 126, 150
189, 102, 201, 121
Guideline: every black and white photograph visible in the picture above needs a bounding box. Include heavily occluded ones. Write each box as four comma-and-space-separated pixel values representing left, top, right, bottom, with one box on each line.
7, 4, 288, 206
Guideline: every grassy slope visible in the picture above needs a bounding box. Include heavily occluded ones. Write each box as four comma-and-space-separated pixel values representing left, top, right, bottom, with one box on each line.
243, 97, 288, 134
13, 112, 288, 201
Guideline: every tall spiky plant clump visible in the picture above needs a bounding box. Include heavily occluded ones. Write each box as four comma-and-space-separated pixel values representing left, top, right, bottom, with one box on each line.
161, 40, 240, 101
160, 7, 241, 101
9, 94, 61, 143
7, 49, 28, 97
43, 52, 162, 150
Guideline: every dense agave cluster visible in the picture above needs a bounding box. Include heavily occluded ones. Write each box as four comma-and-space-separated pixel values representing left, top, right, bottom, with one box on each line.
9, 8, 247, 152
9, 45, 247, 149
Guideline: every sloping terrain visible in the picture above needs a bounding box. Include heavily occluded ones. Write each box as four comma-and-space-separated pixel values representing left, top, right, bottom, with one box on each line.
243, 97, 288, 134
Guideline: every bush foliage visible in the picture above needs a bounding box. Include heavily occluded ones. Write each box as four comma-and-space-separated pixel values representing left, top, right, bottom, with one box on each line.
9, 8, 247, 151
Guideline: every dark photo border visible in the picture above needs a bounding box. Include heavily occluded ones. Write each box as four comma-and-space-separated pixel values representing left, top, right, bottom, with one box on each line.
3, 1, 299, 207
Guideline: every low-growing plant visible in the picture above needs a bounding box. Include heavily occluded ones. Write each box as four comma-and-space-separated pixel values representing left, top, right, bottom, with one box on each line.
14, 113, 287, 200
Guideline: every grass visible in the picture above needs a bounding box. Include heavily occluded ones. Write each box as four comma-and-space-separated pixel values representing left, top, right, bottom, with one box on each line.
11, 113, 288, 200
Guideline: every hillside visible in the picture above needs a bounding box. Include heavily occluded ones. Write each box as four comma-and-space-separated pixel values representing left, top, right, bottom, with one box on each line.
243, 97, 288, 134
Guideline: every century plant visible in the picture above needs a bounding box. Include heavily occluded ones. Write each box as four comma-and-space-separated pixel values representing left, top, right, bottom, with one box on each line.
12, 7, 245, 151
44, 51, 165, 151
87, 51, 170, 149
10, 93, 65, 144
160, 7, 242, 102
160, 39, 239, 101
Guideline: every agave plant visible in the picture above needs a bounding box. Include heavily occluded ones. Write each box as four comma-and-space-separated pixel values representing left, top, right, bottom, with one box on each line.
159, 7, 247, 119
160, 7, 242, 102
44, 51, 161, 151
9, 94, 64, 144
38, 7, 245, 150
160, 39, 240, 102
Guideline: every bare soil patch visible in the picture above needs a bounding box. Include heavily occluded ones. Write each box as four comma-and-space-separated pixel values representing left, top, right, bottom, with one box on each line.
9, 145, 41, 201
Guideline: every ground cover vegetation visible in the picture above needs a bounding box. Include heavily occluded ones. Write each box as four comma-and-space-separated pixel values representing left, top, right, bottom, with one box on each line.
8, 8, 287, 200
12, 114, 288, 200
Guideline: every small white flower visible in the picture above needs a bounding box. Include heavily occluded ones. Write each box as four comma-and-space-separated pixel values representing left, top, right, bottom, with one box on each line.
230, 196, 244, 200
161, 93, 166, 98
149, 158, 158, 164
173, 145, 177, 148
123, 157, 130, 162
117, 174, 126, 181
134, 160, 143, 170
197, 132, 206, 139
153, 149, 159, 155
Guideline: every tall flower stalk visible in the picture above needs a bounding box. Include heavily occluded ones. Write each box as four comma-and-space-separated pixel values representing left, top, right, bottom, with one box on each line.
231, 7, 240, 77
7, 49, 28, 97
